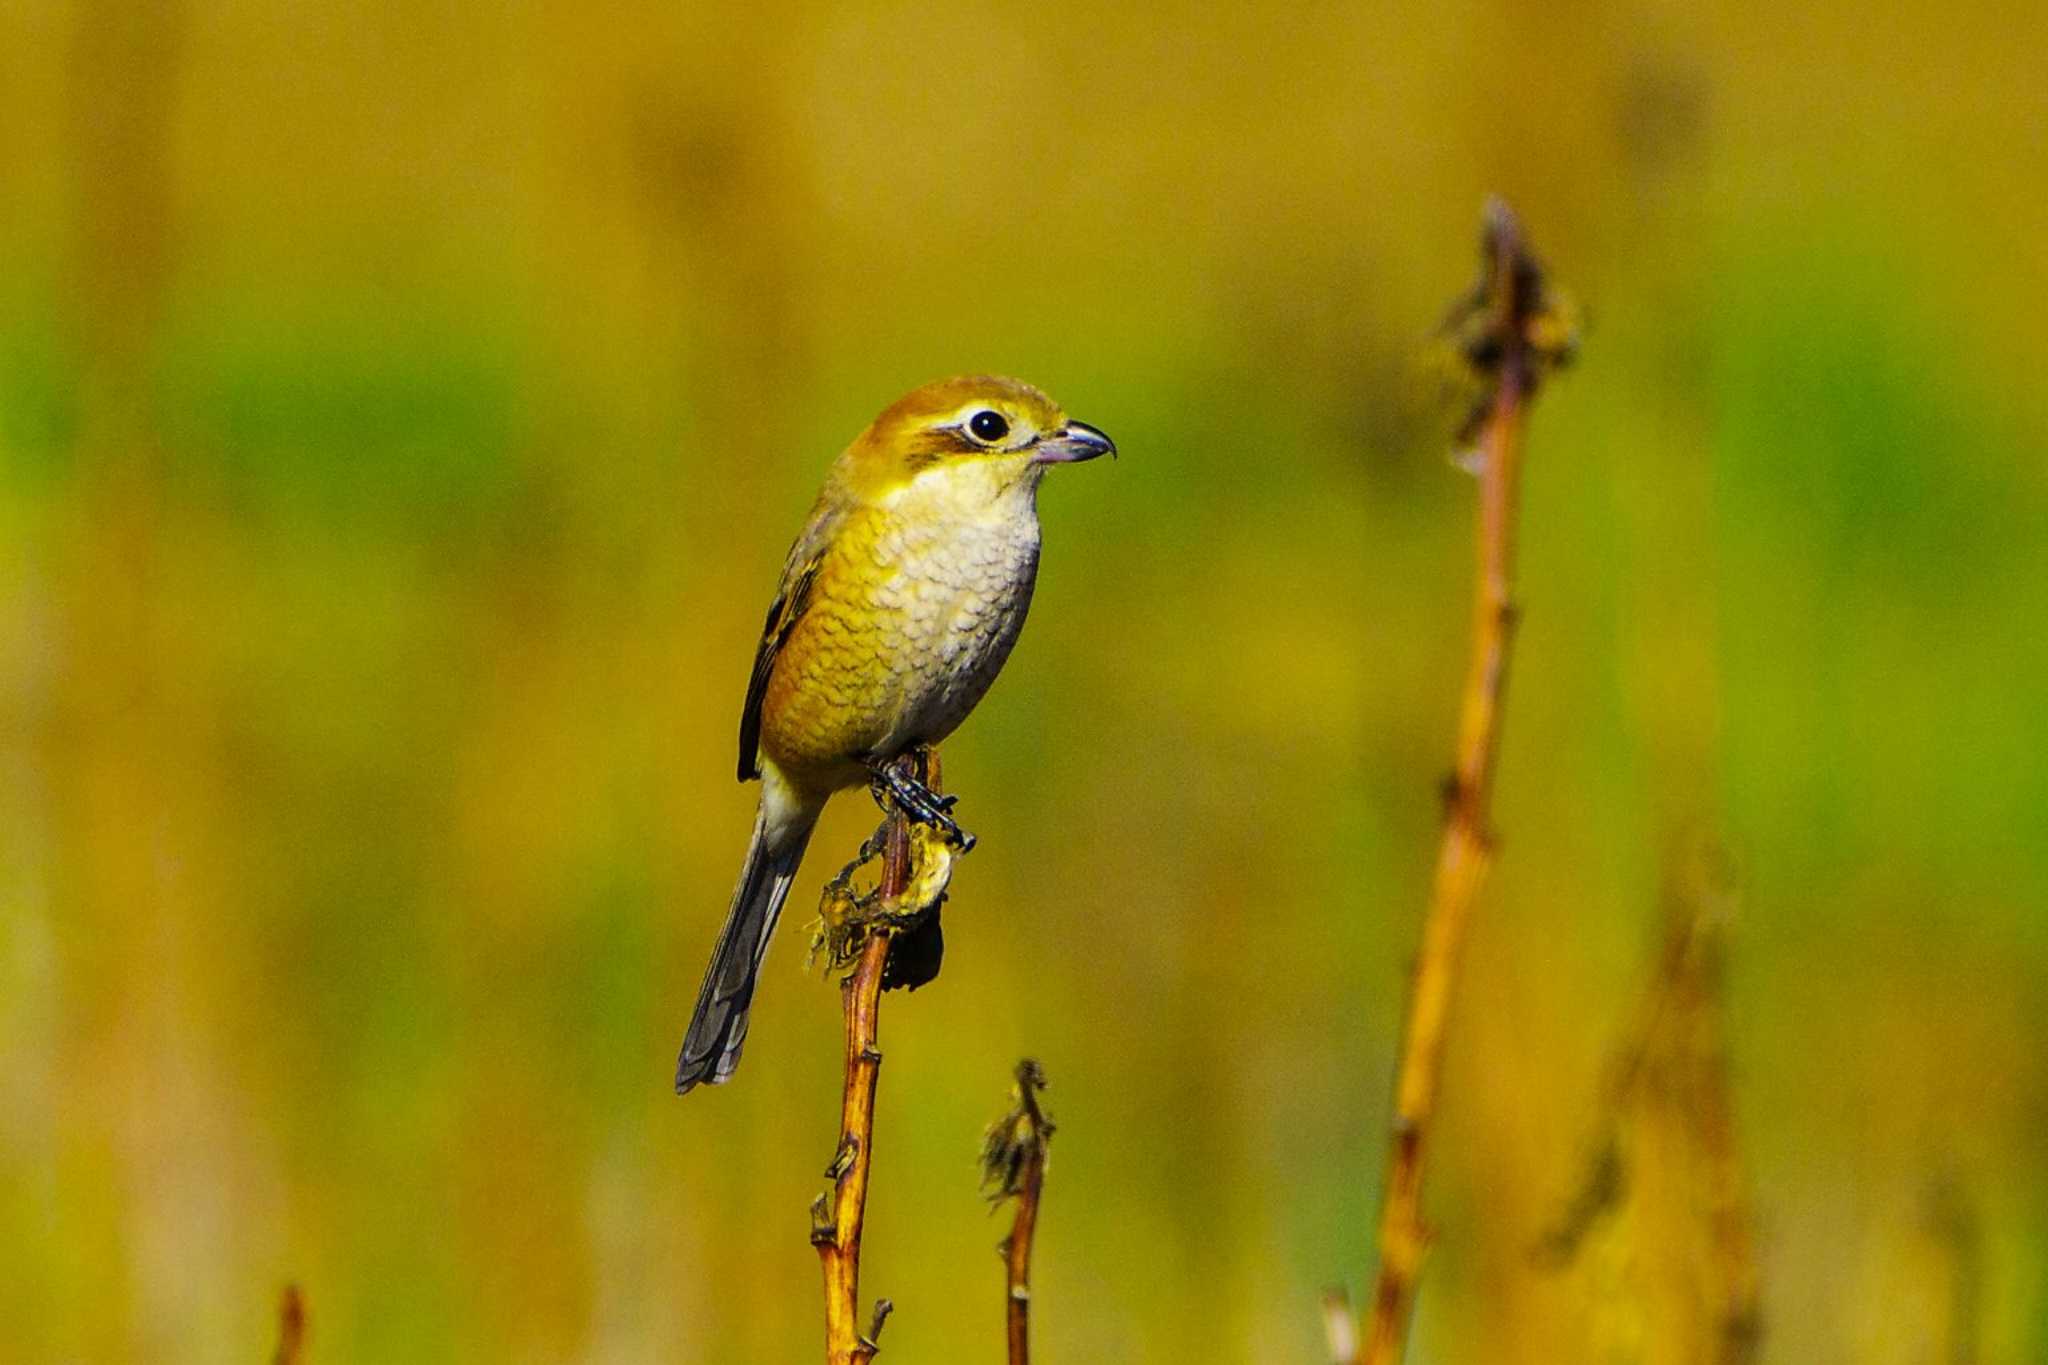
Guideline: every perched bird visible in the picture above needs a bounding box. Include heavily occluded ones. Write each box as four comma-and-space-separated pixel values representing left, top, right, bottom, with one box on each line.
676, 376, 1114, 1094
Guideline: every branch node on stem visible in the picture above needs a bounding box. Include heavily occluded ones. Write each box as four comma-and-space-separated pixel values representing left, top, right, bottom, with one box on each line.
860, 1297, 894, 1351
825, 1134, 860, 1181
810, 1194, 835, 1246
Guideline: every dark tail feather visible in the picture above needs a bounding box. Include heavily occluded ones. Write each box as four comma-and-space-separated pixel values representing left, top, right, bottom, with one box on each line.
676, 799, 816, 1093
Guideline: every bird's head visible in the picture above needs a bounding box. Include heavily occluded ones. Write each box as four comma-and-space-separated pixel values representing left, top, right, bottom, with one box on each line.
835, 375, 1114, 502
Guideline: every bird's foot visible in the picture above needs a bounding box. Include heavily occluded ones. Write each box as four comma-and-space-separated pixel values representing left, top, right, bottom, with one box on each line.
869, 759, 977, 853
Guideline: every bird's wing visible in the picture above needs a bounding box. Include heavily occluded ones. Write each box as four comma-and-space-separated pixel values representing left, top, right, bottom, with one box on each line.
738, 496, 846, 781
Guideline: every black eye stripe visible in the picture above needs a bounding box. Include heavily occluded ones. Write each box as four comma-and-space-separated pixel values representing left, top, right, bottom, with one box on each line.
968, 410, 1010, 443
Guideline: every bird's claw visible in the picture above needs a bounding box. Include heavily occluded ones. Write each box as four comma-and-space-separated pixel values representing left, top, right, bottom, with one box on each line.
870, 761, 976, 852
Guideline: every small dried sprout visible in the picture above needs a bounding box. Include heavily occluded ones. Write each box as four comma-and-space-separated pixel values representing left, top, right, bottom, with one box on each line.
858, 1298, 895, 1358
980, 1059, 1055, 1204
1432, 199, 1582, 470
808, 1192, 834, 1245
806, 819, 957, 975
805, 825, 888, 972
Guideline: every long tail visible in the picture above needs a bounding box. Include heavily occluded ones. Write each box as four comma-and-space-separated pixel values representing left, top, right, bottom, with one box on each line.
676, 771, 821, 1094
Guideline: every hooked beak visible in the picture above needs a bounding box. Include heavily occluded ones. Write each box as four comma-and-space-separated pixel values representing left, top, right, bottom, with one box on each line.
1034, 419, 1117, 465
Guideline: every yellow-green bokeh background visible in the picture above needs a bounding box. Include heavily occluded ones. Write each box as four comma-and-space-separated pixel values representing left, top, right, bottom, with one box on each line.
4, 1, 2045, 1360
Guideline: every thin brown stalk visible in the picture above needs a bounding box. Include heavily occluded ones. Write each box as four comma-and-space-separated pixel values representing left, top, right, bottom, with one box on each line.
271, 1284, 306, 1365
1924, 1174, 1982, 1365
1530, 847, 1762, 1362
1354, 199, 1571, 1364
1003, 1168, 1044, 1365
811, 750, 940, 1364
982, 1059, 1055, 1365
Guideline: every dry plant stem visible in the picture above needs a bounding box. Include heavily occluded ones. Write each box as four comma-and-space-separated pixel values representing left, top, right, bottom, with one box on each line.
1676, 936, 1761, 1360
818, 931, 891, 1364
813, 750, 932, 1365
271, 1284, 307, 1365
1529, 855, 1762, 1360
997, 1077, 1051, 1365
1634, 865, 1761, 1358
1004, 1152, 1044, 1365
1359, 201, 1542, 1365
981, 1060, 1054, 1365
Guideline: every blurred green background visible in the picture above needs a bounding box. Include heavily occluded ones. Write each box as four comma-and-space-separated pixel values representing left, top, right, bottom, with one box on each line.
3, 0, 2045, 1360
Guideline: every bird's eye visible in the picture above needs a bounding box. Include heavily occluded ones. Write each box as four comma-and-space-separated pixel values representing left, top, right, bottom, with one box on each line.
967, 410, 1010, 443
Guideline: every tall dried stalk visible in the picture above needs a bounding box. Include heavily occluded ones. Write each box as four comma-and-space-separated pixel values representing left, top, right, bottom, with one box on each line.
1341, 199, 1574, 1365
270, 1284, 307, 1365
809, 749, 950, 1364
1531, 849, 1762, 1363
981, 1060, 1055, 1365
